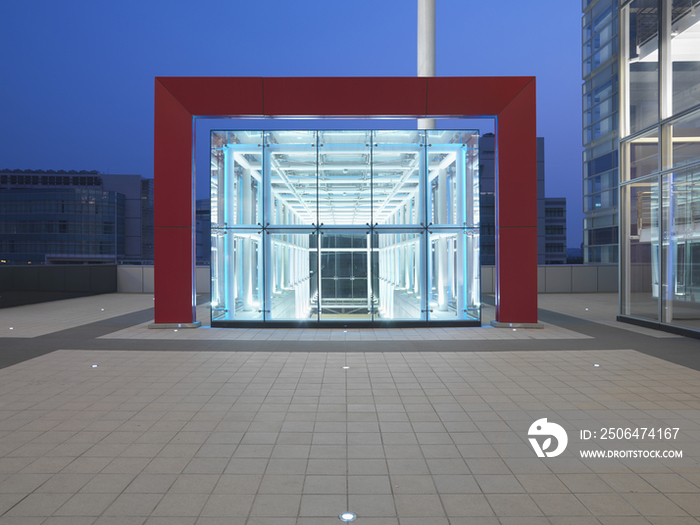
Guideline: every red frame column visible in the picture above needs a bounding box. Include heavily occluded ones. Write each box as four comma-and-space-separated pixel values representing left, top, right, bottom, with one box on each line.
153, 76, 538, 325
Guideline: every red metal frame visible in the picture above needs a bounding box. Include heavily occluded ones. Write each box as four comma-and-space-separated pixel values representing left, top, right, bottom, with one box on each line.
154, 76, 538, 325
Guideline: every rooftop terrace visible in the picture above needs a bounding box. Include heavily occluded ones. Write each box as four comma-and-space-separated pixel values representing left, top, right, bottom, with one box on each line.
0, 293, 699, 523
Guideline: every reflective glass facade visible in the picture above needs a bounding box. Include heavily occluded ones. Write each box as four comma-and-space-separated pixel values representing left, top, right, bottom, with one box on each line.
620, 0, 700, 335
211, 130, 480, 326
0, 188, 125, 264
583, 0, 621, 264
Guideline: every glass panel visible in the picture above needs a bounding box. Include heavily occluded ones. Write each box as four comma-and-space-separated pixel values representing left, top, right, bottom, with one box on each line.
626, 0, 660, 134
211, 131, 262, 227
265, 131, 317, 226
671, 0, 700, 116
427, 229, 478, 321
372, 231, 424, 320
625, 129, 659, 180
211, 229, 264, 321
662, 168, 700, 331
268, 231, 317, 321
317, 131, 371, 226
669, 110, 700, 169
211, 129, 480, 326
210, 226, 227, 321
427, 131, 479, 227
622, 179, 660, 321
372, 130, 424, 226
318, 232, 371, 321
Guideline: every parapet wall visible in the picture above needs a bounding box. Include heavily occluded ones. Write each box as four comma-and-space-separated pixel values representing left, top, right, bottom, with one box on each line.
117, 264, 620, 295
0, 264, 117, 308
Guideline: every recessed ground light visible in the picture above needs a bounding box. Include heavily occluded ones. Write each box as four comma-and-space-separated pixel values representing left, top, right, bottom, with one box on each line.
585, 308, 589, 311
512, 328, 517, 331
342, 366, 350, 370
593, 363, 600, 367
91, 364, 98, 368
174, 329, 178, 332
339, 512, 356, 522
9, 327, 13, 330
101, 308, 104, 311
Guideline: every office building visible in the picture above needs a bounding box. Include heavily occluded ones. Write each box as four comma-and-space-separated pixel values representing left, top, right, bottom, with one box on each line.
582, 0, 621, 264
0, 170, 153, 264
544, 197, 568, 264
100, 174, 154, 262
619, 0, 700, 337
196, 198, 211, 265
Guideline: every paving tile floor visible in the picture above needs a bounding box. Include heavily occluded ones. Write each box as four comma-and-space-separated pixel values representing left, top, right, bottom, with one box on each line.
0, 347, 699, 524
0, 293, 698, 524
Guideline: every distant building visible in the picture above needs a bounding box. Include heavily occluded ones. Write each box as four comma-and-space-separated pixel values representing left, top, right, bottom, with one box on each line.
480, 134, 560, 265
195, 198, 210, 264
479, 135, 497, 265
544, 198, 567, 265
0, 170, 153, 264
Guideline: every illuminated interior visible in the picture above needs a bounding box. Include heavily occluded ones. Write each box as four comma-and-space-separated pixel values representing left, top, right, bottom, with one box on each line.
210, 129, 480, 325
621, 0, 700, 333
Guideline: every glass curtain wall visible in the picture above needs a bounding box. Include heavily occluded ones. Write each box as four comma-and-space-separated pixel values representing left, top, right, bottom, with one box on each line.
620, 0, 700, 335
211, 130, 480, 326
582, 0, 621, 264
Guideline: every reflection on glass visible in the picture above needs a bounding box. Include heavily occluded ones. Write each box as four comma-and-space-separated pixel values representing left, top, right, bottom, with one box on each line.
265, 131, 317, 226
373, 130, 424, 226
627, 130, 659, 180
626, 0, 659, 134
427, 131, 479, 227
622, 180, 659, 320
211, 129, 480, 325
670, 111, 700, 169
268, 232, 316, 320
317, 131, 371, 226
661, 169, 700, 331
211, 131, 262, 226
373, 231, 423, 320
671, 1, 700, 116
319, 233, 370, 320
210, 230, 263, 321
427, 230, 479, 321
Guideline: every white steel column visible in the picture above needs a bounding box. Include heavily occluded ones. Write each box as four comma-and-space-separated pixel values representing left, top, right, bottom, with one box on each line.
437, 168, 448, 311
223, 149, 237, 314
241, 169, 253, 308
418, 0, 436, 130
457, 148, 469, 318
366, 232, 372, 313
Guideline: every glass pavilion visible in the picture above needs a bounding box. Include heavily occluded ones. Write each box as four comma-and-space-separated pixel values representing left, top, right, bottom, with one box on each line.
210, 129, 480, 326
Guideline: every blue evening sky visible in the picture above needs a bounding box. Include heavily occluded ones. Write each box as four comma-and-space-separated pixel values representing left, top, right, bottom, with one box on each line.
0, 1, 583, 248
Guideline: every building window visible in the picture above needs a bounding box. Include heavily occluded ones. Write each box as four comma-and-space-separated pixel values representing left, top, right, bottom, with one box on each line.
545, 243, 565, 253
546, 225, 564, 235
